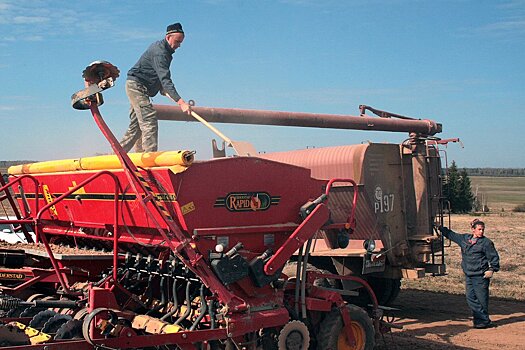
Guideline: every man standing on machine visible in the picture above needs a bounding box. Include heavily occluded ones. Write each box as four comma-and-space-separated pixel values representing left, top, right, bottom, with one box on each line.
120, 22, 192, 153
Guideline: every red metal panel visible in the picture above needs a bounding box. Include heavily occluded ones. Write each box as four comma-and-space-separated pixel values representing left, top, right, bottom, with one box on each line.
10, 156, 328, 266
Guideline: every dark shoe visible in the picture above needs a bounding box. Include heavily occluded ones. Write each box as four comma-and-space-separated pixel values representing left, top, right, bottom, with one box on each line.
473, 322, 495, 329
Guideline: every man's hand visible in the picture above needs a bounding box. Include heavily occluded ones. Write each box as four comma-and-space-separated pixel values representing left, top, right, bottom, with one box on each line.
177, 99, 192, 115
438, 226, 449, 234
484, 270, 494, 279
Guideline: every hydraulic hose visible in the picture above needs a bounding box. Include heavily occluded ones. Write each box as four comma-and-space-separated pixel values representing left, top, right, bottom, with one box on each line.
294, 246, 304, 317
146, 275, 167, 316
208, 300, 216, 329
173, 280, 192, 327
189, 284, 207, 331
144, 273, 154, 304
301, 238, 314, 320
160, 276, 179, 321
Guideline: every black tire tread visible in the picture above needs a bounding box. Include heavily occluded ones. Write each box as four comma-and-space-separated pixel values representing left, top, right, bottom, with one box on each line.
316, 304, 375, 350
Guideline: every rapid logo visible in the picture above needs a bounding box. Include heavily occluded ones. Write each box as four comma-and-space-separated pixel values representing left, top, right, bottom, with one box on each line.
215, 192, 280, 212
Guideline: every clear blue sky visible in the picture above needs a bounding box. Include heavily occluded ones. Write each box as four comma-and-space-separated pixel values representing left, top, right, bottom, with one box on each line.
1, 0, 524, 167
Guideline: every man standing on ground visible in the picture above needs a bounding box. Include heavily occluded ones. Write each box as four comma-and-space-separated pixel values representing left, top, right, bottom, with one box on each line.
120, 22, 192, 153
439, 219, 500, 329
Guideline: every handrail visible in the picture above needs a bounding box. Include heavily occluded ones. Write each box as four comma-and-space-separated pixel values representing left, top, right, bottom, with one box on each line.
35, 170, 121, 294
265, 177, 359, 275
325, 178, 359, 231
0, 173, 41, 242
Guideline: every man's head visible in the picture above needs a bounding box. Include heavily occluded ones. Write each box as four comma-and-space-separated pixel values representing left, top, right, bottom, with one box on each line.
470, 218, 485, 238
165, 23, 185, 51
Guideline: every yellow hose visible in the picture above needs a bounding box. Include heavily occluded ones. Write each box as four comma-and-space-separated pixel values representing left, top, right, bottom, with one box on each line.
8, 150, 194, 175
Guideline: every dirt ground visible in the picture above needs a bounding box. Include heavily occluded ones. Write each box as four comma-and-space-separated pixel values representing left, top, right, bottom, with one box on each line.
375, 289, 525, 350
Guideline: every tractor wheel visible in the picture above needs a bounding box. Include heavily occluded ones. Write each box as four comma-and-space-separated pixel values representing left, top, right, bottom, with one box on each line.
20, 306, 46, 318
26, 293, 46, 303
277, 320, 310, 350
316, 305, 375, 350
42, 314, 72, 334
29, 309, 58, 330
54, 319, 83, 340
345, 277, 401, 306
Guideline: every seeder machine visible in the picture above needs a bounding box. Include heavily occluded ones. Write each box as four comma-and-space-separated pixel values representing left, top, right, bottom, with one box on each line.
0, 62, 391, 349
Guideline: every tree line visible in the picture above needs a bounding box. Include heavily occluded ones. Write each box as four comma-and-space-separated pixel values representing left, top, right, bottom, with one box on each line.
464, 168, 525, 177
445, 163, 525, 213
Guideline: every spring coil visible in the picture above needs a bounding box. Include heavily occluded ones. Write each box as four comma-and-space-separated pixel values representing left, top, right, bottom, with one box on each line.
0, 297, 21, 310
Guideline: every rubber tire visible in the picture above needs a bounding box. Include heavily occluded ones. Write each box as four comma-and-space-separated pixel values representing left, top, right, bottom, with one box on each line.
42, 314, 72, 333
346, 277, 401, 306
368, 277, 401, 306
316, 305, 375, 350
385, 278, 401, 305
277, 320, 310, 350
29, 309, 58, 330
54, 319, 83, 340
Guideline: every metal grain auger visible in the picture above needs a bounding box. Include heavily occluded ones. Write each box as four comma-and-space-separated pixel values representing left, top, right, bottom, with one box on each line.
0, 61, 454, 349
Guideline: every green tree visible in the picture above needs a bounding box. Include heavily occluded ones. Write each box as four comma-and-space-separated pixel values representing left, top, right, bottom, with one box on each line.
443, 161, 475, 213
457, 169, 474, 212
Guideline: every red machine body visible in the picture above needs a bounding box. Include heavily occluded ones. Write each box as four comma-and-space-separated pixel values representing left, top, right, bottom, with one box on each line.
1, 150, 366, 349
18, 157, 324, 242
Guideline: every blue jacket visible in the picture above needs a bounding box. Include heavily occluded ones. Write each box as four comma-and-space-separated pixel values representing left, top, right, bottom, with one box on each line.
127, 39, 182, 101
441, 227, 500, 277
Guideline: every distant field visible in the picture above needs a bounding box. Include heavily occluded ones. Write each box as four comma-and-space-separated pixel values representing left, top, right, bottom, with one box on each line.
470, 176, 525, 211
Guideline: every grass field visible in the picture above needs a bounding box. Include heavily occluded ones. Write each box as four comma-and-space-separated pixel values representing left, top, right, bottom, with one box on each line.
470, 176, 525, 211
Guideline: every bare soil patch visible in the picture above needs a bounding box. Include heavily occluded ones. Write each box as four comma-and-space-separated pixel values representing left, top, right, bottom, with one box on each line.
376, 289, 525, 350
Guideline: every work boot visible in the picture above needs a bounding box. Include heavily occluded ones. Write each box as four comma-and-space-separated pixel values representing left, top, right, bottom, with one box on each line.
473, 321, 495, 329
